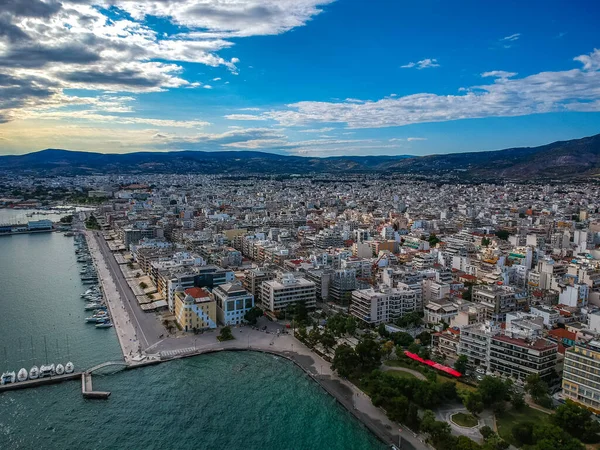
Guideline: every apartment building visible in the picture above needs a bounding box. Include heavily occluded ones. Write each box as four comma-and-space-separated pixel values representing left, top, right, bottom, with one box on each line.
261, 273, 316, 312
489, 335, 557, 381
424, 299, 459, 325
242, 268, 275, 305
458, 322, 498, 370
472, 284, 528, 323
350, 285, 418, 326
213, 281, 255, 326
563, 341, 600, 413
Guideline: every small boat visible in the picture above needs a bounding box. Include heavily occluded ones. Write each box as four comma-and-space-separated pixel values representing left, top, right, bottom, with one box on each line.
55, 364, 65, 375
39, 364, 55, 378
65, 362, 74, 374
17, 368, 28, 382
96, 322, 113, 328
1, 371, 16, 385
84, 303, 102, 310
95, 317, 110, 324
29, 366, 39, 380
85, 315, 106, 323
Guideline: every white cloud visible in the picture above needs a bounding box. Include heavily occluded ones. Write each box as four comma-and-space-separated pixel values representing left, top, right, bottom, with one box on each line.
203, 85, 213, 89
257, 49, 600, 129
212, 77, 222, 81
401, 58, 440, 70
298, 127, 334, 133
481, 71, 517, 79
224, 114, 268, 121
501, 33, 521, 42
407, 137, 427, 141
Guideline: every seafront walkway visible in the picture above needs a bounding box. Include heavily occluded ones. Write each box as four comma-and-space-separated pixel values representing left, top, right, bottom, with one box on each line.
86, 230, 141, 362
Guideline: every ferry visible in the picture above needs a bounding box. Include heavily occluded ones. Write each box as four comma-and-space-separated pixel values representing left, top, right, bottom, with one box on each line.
1, 371, 16, 385
29, 366, 39, 380
96, 322, 113, 329
39, 364, 55, 378
17, 368, 28, 382
65, 362, 74, 374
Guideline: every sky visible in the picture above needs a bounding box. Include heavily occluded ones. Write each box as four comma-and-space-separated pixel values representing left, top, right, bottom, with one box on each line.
0, 0, 600, 157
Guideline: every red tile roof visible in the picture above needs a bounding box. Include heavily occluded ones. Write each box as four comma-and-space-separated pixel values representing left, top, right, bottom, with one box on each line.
185, 287, 211, 298
549, 328, 576, 341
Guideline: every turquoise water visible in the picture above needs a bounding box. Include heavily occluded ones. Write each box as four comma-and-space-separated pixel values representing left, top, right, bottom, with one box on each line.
1, 352, 385, 449
0, 225, 385, 450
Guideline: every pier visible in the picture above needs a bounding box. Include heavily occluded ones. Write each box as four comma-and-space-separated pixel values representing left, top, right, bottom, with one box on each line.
81, 373, 111, 399
0, 372, 81, 392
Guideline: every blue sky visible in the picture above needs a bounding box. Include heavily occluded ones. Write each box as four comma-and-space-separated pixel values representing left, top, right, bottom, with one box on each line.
0, 0, 599, 156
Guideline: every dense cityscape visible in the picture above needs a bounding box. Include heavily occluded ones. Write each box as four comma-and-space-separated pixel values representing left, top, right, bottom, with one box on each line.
2, 172, 600, 449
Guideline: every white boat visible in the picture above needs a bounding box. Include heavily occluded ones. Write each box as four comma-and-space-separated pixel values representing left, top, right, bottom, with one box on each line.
96, 322, 113, 328
39, 364, 55, 378
29, 366, 39, 380
55, 364, 65, 375
65, 362, 74, 374
1, 371, 16, 385
84, 303, 102, 310
17, 368, 28, 382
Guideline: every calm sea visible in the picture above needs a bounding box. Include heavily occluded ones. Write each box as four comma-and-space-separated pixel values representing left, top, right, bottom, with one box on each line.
0, 211, 384, 450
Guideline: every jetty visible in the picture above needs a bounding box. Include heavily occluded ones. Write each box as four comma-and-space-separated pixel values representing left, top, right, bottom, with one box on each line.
0, 372, 81, 392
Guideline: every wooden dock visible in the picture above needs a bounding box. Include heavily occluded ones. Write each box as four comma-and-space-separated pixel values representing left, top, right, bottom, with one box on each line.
81, 373, 111, 399
0, 372, 81, 392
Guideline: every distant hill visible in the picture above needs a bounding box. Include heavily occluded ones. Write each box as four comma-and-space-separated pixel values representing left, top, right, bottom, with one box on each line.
1, 133, 600, 180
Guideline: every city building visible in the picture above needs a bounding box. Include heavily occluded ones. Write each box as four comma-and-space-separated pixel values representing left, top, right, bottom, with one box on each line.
213, 281, 255, 326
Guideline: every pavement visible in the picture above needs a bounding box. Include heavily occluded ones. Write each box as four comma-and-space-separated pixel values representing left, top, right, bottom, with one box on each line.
435, 404, 485, 443
382, 364, 427, 381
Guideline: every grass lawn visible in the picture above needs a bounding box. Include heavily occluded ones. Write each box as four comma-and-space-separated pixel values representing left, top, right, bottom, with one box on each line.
452, 412, 478, 428
385, 359, 477, 391
496, 406, 550, 447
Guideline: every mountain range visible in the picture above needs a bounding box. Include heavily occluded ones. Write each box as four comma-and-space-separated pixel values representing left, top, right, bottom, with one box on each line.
1, 133, 600, 181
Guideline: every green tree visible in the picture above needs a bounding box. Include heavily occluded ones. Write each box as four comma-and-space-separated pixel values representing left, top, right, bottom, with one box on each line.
510, 391, 525, 411
532, 423, 585, 450
355, 338, 382, 373
391, 331, 414, 348
416, 330, 432, 346
378, 323, 390, 338
454, 354, 469, 375
345, 316, 356, 336
512, 422, 534, 447
479, 426, 494, 440
396, 311, 423, 328
243, 306, 263, 325
464, 391, 484, 415
306, 327, 321, 348
382, 340, 394, 360
478, 376, 510, 407
332, 344, 359, 378
319, 330, 336, 352
525, 373, 549, 403
217, 326, 234, 341
551, 400, 600, 443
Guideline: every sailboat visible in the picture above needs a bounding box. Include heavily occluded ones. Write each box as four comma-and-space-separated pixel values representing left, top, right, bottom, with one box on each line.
29, 337, 39, 380
65, 336, 74, 374
17, 339, 28, 382
39, 337, 55, 378
1, 347, 16, 385
55, 340, 65, 375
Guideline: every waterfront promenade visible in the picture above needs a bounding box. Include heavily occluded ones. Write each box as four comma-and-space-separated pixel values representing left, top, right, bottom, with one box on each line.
87, 230, 427, 450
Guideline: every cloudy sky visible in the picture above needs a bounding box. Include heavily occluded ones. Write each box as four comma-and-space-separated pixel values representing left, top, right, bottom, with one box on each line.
0, 0, 599, 156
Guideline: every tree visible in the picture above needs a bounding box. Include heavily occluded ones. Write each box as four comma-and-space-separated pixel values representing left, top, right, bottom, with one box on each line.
332, 344, 359, 378
355, 338, 382, 373
243, 306, 263, 325
391, 331, 414, 348
396, 311, 422, 328
478, 376, 510, 407
481, 237, 491, 247
288, 301, 309, 325
408, 342, 421, 354
418, 346, 431, 360
454, 355, 469, 375
306, 327, 321, 348
345, 316, 356, 336
382, 341, 394, 360
416, 331, 432, 346
495, 230, 510, 240
429, 234, 441, 247
217, 326, 234, 341
525, 373, 549, 403
532, 423, 585, 450
510, 391, 525, 411
480, 426, 494, 440
512, 422, 534, 447
464, 391, 484, 415
319, 331, 336, 352
551, 400, 600, 443
377, 323, 390, 338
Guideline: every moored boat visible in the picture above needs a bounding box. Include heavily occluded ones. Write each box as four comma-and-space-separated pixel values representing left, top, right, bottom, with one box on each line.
17, 368, 28, 382
55, 364, 65, 375
1, 371, 16, 385
65, 362, 74, 374
39, 364, 55, 378
29, 366, 39, 380
95, 322, 113, 328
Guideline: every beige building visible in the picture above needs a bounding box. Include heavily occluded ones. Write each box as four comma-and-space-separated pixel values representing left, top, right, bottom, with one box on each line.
261, 273, 316, 312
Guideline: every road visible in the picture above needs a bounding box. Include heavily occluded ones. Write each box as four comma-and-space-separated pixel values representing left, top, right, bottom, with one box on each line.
92, 231, 165, 351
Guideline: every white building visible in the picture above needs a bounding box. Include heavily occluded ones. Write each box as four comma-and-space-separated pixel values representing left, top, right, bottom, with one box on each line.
559, 283, 589, 308
213, 281, 255, 326
350, 285, 418, 325
261, 273, 316, 312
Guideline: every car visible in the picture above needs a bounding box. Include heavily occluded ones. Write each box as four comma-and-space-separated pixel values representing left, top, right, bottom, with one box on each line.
475, 367, 485, 374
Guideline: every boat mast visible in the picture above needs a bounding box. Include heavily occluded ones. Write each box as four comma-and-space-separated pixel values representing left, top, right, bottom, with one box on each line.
30, 336, 35, 364
44, 336, 49, 364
